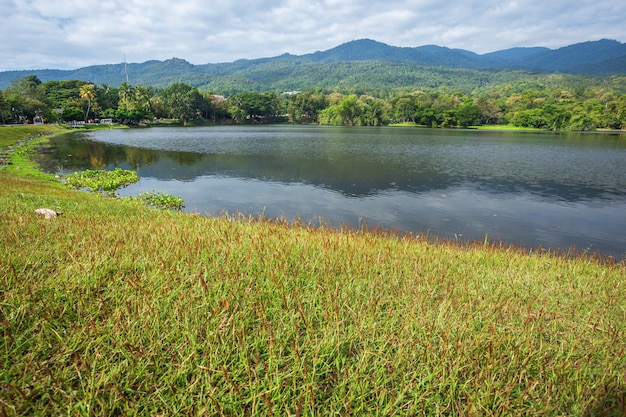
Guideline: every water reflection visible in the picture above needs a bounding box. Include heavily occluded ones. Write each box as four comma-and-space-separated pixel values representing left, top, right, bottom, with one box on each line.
35, 126, 626, 259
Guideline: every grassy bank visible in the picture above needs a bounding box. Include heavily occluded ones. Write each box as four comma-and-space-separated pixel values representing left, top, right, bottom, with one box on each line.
1, 126, 625, 415
0, 125, 65, 147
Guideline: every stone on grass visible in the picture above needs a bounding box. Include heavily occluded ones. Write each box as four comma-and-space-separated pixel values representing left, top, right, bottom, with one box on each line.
35, 208, 62, 218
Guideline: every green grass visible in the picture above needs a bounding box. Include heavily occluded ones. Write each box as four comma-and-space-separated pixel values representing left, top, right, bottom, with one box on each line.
0, 125, 65, 148
0, 125, 68, 181
1, 126, 625, 415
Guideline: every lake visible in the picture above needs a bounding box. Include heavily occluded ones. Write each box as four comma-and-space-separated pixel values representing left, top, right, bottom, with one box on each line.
36, 125, 626, 260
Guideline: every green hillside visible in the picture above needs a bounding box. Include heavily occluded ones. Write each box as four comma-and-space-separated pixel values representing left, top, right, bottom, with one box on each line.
1, 39, 625, 94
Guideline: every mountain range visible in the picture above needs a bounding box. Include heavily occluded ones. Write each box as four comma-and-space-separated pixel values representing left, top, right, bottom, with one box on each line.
1, 39, 625, 93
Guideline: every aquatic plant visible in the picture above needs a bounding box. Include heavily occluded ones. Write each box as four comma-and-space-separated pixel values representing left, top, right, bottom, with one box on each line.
63, 168, 138, 193
135, 190, 185, 211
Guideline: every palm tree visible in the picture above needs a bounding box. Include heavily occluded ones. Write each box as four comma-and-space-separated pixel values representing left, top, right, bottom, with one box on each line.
134, 86, 152, 113
118, 82, 134, 112
79, 83, 96, 122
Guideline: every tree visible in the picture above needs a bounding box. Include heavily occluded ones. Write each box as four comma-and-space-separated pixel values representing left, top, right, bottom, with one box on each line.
203, 93, 229, 122
112, 82, 155, 123
392, 96, 417, 123
475, 96, 503, 125
0, 91, 6, 124
3, 75, 50, 123
287, 92, 328, 123
41, 80, 83, 112
134, 86, 153, 115
358, 95, 388, 126
456, 101, 482, 127
161, 83, 205, 124
96, 84, 119, 113
79, 83, 96, 122
118, 82, 135, 113
13, 75, 43, 97
61, 106, 84, 122
228, 92, 279, 123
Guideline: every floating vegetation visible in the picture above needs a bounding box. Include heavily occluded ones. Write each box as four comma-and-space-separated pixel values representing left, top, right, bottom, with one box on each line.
134, 190, 185, 211
63, 168, 184, 211
63, 168, 139, 193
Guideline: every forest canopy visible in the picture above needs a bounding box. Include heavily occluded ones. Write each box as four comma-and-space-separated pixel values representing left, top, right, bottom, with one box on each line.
1, 74, 625, 131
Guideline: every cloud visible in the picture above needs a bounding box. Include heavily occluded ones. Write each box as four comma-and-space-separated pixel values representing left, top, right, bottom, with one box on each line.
0, 0, 624, 71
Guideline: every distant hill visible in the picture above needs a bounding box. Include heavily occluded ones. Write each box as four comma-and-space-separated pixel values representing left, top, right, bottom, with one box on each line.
1, 39, 625, 93
301, 38, 626, 73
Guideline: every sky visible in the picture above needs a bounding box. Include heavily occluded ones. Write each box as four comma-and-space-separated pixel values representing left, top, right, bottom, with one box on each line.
1, 0, 625, 71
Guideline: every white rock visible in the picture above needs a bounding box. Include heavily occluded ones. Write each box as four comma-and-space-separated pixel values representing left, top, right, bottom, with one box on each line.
35, 208, 61, 218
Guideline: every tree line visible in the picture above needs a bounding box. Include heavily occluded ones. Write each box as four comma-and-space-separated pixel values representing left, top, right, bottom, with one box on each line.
1, 75, 625, 130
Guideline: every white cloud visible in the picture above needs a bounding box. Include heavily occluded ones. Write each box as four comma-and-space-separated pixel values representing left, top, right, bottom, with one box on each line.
0, 0, 624, 71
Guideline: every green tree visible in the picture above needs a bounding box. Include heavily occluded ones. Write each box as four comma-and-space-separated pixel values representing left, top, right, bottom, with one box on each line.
228, 92, 279, 124
202, 93, 230, 122
113, 83, 155, 123
473, 96, 503, 125
41, 80, 83, 109
358, 95, 388, 126
611, 95, 626, 129
134, 86, 153, 114
161, 83, 205, 124
337, 95, 362, 126
12, 75, 43, 98
0, 91, 7, 124
287, 92, 328, 123
456, 100, 482, 127
62, 106, 84, 122
393, 96, 417, 123
79, 83, 96, 122
3, 75, 50, 123
392, 96, 417, 123
118, 82, 135, 113
95, 84, 119, 116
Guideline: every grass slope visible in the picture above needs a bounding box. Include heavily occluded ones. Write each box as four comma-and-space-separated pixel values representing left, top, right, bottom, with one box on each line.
1, 126, 625, 415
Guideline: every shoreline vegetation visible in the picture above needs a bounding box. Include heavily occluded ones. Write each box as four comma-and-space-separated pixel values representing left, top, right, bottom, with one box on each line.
1, 126, 625, 415
3, 74, 626, 131
387, 122, 545, 131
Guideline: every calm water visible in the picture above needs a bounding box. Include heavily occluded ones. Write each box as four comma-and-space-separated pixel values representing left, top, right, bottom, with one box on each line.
36, 125, 626, 260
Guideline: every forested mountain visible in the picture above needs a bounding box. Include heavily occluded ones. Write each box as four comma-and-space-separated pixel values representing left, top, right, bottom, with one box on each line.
1, 39, 625, 94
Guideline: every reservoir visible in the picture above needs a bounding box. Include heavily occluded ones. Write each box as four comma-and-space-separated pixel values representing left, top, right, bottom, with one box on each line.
36, 125, 626, 260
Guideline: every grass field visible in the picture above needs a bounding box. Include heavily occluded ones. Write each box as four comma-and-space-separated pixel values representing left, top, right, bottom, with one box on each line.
1, 126, 625, 415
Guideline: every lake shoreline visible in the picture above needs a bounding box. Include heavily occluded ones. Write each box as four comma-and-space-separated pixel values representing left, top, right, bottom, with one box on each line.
4, 124, 625, 262
36, 124, 626, 261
